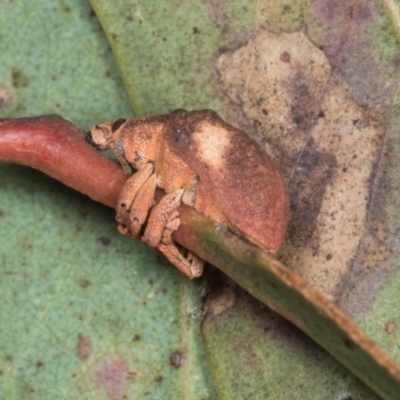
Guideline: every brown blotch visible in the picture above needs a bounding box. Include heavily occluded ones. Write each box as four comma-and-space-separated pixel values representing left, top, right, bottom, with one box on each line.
36, 361, 44, 369
0, 86, 11, 108
77, 334, 92, 361
98, 236, 111, 246
385, 321, 396, 334
92, 357, 130, 400
169, 351, 183, 369
11, 68, 28, 89
79, 279, 91, 288
280, 51, 291, 63
0, 210, 4, 218
288, 149, 338, 247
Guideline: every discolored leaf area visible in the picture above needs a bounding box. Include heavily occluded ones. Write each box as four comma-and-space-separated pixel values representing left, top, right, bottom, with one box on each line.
3, 0, 400, 399
0, 1, 214, 399
89, 0, 400, 398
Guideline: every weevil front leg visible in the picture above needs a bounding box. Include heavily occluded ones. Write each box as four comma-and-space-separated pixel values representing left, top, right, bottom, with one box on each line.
142, 189, 204, 278
116, 162, 156, 238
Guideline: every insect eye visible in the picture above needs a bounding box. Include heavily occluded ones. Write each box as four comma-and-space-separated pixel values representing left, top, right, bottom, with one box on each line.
111, 118, 127, 133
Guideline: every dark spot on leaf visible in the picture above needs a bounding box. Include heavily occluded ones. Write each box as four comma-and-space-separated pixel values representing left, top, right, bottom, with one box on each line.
133, 334, 141, 341
169, 351, 183, 368
344, 339, 355, 349
77, 334, 92, 361
192, 26, 200, 34
288, 148, 338, 246
63, 6, 71, 13
0, 210, 4, 218
11, 68, 29, 89
98, 236, 111, 246
154, 375, 163, 383
79, 279, 91, 288
0, 86, 11, 108
385, 321, 396, 334
280, 51, 291, 63
326, 254, 333, 260
93, 357, 129, 399
36, 361, 44, 369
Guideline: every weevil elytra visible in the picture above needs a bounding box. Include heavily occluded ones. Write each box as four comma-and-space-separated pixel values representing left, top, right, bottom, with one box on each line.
86, 109, 290, 278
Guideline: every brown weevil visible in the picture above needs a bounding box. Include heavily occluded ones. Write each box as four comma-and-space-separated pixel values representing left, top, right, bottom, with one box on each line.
86, 109, 290, 278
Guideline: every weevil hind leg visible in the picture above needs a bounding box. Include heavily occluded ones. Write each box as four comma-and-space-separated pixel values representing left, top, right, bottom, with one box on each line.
142, 188, 204, 278
116, 162, 156, 238
158, 242, 204, 279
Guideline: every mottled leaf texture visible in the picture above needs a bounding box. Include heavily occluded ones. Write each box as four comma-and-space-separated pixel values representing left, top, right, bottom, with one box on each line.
2, 0, 400, 399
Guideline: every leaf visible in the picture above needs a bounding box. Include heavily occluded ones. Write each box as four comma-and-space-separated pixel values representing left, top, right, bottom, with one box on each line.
89, 0, 400, 398
0, 1, 214, 399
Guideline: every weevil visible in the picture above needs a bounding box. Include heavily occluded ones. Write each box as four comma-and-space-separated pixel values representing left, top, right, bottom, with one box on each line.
86, 109, 290, 278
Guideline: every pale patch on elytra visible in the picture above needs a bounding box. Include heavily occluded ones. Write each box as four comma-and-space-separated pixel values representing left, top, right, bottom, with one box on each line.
216, 28, 386, 302
192, 121, 230, 169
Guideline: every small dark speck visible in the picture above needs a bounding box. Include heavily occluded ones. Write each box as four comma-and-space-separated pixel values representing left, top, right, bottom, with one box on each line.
352, 154, 357, 159
90, 9, 96, 18
262, 108, 268, 116
0, 370, 3, 375
169, 351, 183, 368
127, 15, 133, 21
63, 6, 71, 13
192, 26, 200, 34
162, 287, 168, 294
344, 339, 355, 349
36, 361, 44, 369
154, 375, 163, 383
0, 210, 4, 218
352, 119, 359, 125
280, 51, 291, 63
98, 236, 111, 246
79, 279, 91, 288
133, 334, 141, 341
318, 110, 325, 119
148, 279, 153, 285
326, 254, 333, 261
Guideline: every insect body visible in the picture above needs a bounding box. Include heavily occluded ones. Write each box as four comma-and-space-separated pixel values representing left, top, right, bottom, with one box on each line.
86, 109, 290, 278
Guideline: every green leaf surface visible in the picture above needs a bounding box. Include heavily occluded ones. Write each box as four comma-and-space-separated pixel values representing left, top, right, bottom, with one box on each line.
0, 1, 214, 399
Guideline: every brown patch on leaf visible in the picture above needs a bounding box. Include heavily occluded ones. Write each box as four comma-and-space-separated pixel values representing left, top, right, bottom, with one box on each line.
77, 333, 92, 361
385, 320, 396, 334
91, 357, 131, 400
0, 85, 11, 108
169, 351, 183, 369
216, 28, 388, 303
288, 147, 338, 247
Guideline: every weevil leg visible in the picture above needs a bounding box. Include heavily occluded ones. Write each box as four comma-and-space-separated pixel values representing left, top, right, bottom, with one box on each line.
128, 173, 157, 237
143, 189, 204, 278
143, 189, 185, 248
158, 214, 204, 278
116, 162, 156, 238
